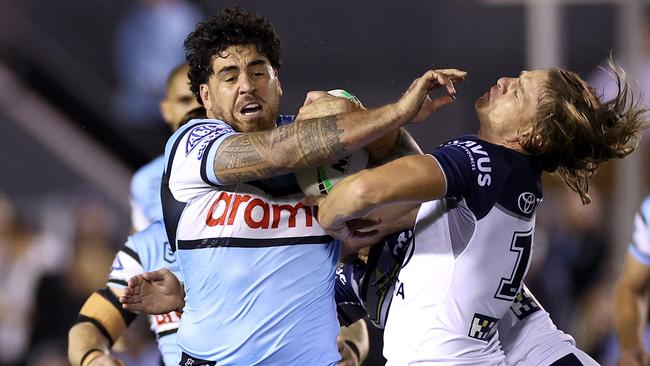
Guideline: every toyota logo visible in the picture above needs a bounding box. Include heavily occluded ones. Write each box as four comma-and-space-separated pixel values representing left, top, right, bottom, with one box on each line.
518, 192, 538, 214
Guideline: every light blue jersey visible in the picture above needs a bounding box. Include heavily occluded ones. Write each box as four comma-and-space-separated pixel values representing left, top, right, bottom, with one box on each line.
629, 196, 650, 266
130, 155, 165, 231
108, 221, 181, 366
161, 117, 340, 365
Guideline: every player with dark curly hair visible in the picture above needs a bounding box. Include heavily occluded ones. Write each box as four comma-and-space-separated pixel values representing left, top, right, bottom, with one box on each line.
118, 5, 462, 366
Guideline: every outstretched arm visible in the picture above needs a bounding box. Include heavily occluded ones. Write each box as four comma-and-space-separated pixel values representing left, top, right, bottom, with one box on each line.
615, 253, 650, 366
310, 154, 445, 241
119, 268, 185, 315
214, 69, 465, 184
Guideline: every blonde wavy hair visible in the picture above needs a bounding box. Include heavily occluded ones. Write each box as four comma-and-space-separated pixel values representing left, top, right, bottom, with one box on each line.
520, 61, 647, 204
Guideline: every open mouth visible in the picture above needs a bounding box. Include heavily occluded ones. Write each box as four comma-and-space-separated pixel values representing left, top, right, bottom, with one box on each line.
240, 103, 262, 116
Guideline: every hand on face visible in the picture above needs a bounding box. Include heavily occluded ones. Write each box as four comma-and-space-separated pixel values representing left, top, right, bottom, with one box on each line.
398, 68, 467, 123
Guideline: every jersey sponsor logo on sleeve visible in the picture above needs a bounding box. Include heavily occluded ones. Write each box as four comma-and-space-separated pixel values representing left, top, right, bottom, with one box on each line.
185, 124, 231, 159
445, 140, 492, 187
510, 288, 540, 320
517, 192, 539, 214
205, 191, 317, 230
468, 313, 498, 341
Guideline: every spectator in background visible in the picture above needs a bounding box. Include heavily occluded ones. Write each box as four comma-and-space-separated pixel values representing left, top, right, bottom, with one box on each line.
26, 195, 119, 365
0, 194, 56, 366
112, 0, 202, 128
527, 187, 609, 335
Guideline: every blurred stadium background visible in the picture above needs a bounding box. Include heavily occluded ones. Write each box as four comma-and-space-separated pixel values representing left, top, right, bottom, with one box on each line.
1, 0, 649, 365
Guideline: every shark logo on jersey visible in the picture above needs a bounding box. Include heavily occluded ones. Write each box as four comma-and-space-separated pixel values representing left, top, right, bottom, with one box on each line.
517, 192, 539, 214
468, 313, 498, 341
185, 124, 231, 159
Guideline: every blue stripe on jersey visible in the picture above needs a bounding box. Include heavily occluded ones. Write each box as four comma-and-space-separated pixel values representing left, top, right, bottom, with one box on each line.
204, 130, 237, 186
177, 234, 333, 249
629, 244, 650, 267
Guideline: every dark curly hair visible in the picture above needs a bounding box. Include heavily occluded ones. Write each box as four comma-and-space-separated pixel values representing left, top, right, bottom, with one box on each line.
184, 6, 282, 104
521, 60, 647, 204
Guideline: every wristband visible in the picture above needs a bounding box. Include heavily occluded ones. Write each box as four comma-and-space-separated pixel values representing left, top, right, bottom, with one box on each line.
80, 348, 104, 366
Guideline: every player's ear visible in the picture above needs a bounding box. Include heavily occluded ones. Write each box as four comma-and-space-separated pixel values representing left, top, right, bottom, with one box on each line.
274, 69, 282, 98
200, 84, 212, 110
160, 100, 173, 125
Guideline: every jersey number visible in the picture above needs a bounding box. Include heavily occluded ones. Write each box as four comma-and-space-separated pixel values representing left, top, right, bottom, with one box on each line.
494, 230, 533, 301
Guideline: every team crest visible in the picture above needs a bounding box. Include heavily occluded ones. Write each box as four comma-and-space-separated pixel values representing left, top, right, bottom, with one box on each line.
185, 124, 231, 159
468, 313, 498, 341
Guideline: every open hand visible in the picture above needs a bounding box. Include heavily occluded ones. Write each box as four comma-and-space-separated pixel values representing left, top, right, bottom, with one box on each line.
119, 268, 184, 315
398, 68, 467, 123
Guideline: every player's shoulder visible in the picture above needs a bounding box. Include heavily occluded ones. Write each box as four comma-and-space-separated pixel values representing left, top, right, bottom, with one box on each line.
126, 220, 174, 270
432, 136, 541, 220
127, 221, 167, 252
131, 155, 165, 189
164, 118, 236, 158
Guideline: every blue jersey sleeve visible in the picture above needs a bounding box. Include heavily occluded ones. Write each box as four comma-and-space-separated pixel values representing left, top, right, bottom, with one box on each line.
431, 141, 482, 200
430, 137, 541, 221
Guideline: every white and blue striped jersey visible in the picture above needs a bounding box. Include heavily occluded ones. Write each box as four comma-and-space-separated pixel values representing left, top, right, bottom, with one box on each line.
161, 117, 340, 365
384, 136, 543, 365
628, 196, 650, 266
107, 220, 181, 366
130, 155, 165, 231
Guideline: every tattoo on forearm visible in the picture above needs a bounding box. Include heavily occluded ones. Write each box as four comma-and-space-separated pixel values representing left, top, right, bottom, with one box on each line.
296, 115, 347, 166
215, 115, 348, 184
368, 128, 422, 168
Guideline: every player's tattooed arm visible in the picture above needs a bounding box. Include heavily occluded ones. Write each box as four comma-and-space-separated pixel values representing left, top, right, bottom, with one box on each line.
215, 115, 347, 184
367, 128, 423, 168
214, 68, 465, 185
215, 107, 403, 184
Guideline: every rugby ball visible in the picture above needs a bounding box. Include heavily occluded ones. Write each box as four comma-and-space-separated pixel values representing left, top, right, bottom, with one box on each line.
295, 149, 369, 196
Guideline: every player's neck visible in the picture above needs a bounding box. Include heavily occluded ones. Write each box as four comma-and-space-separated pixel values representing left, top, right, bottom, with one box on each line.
477, 128, 524, 152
